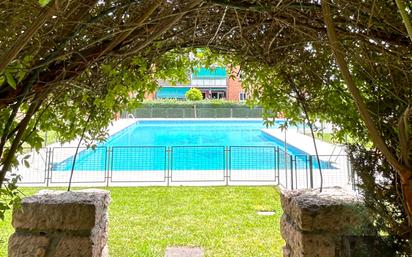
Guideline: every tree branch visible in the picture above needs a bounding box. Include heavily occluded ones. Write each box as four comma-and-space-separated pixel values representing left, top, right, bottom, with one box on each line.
208, 0, 320, 12
0, 0, 62, 73
0, 94, 45, 186
395, 0, 412, 43
321, 0, 409, 178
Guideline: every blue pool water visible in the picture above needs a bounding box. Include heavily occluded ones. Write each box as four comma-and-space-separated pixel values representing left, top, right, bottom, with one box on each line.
53, 120, 332, 171
107, 120, 299, 149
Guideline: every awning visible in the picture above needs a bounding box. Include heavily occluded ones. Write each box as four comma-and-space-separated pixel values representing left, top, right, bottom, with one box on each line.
192, 67, 226, 79
156, 87, 190, 99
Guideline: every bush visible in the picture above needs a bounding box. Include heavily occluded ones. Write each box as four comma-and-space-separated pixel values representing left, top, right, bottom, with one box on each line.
142, 99, 245, 107
348, 144, 410, 254
124, 101, 263, 118
185, 88, 203, 101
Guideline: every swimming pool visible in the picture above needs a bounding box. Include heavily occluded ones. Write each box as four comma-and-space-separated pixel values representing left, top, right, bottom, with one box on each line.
52, 120, 330, 172
107, 120, 301, 150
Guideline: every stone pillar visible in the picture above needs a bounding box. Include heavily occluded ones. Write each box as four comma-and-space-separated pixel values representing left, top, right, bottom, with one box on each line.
9, 189, 110, 257
280, 187, 372, 257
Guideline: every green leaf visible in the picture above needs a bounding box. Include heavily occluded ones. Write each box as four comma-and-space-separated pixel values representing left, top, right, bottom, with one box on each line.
0, 202, 7, 210
22, 55, 33, 66
17, 64, 27, 82
5, 72, 16, 89
23, 160, 30, 168
39, 0, 52, 7
101, 64, 112, 74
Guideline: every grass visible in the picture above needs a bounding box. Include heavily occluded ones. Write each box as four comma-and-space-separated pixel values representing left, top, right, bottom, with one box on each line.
304, 132, 336, 144
0, 186, 284, 257
315, 132, 335, 144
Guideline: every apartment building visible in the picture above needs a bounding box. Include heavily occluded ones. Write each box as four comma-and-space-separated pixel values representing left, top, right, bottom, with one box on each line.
148, 67, 246, 102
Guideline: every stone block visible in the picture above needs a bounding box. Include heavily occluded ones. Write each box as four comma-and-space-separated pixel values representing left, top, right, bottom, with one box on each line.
165, 247, 204, 257
12, 190, 110, 232
55, 236, 93, 257
280, 217, 336, 257
280, 187, 369, 234
283, 246, 291, 257
54, 234, 109, 257
9, 189, 110, 257
8, 234, 49, 257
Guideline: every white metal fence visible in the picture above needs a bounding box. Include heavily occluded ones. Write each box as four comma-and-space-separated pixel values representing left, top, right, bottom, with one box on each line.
12, 146, 354, 189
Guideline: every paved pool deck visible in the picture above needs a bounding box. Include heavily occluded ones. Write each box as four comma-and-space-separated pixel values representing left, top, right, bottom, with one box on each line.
261, 128, 346, 156
48, 118, 137, 148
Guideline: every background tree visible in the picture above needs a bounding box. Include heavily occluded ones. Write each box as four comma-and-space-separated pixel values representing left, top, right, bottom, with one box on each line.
185, 88, 203, 101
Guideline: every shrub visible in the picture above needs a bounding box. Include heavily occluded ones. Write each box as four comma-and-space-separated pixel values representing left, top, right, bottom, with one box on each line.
185, 88, 203, 101
348, 144, 410, 254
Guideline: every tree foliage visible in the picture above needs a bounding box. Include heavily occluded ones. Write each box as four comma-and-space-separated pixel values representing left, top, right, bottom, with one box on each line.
0, 0, 412, 252
185, 88, 203, 101
349, 144, 410, 254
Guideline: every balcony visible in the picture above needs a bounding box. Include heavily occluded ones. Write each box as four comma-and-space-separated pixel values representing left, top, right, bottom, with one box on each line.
191, 78, 227, 88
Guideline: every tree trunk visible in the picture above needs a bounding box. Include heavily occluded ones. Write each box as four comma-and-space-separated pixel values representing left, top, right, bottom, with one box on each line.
0, 97, 43, 187
321, 0, 412, 231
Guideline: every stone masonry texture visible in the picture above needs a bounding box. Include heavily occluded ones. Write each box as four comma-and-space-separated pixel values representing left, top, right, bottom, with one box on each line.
9, 189, 110, 257
280, 187, 373, 257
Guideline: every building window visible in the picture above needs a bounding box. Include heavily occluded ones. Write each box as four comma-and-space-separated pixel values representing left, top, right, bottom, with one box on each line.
239, 92, 246, 101
211, 91, 226, 99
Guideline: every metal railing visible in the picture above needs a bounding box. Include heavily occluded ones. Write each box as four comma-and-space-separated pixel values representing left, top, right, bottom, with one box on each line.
13, 146, 353, 189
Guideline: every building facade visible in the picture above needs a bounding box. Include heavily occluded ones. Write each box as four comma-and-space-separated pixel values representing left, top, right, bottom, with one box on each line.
149, 67, 246, 102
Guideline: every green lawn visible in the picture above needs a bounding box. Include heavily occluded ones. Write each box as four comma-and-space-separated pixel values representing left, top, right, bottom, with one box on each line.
0, 186, 283, 257
304, 132, 335, 144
